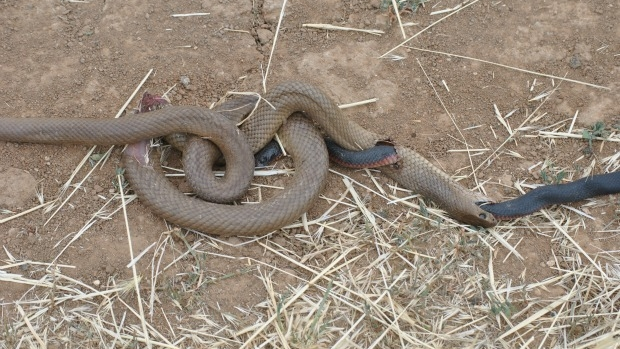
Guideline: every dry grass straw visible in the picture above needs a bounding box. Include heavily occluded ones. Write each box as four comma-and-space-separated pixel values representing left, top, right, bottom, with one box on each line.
390, 0, 407, 39
2, 1, 620, 348
403, 46, 610, 90
170, 13, 209, 18
302, 24, 384, 36
261, 0, 287, 92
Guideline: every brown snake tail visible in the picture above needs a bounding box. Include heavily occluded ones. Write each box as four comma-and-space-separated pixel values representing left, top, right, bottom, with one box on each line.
0, 81, 497, 235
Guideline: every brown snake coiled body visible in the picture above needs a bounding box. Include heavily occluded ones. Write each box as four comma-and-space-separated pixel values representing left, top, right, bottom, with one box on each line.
0, 82, 497, 235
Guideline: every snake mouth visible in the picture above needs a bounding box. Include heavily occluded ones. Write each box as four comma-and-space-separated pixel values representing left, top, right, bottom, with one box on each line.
475, 200, 495, 208
473, 201, 499, 224
475, 200, 519, 221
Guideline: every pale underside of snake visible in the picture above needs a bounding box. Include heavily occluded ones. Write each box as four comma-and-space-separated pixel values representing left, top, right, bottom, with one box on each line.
0, 81, 500, 235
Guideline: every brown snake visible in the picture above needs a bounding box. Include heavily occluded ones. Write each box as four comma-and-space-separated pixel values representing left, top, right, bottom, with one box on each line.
0, 82, 497, 235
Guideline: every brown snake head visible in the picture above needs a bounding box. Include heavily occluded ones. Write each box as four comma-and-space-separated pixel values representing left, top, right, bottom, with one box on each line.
461, 195, 498, 228
381, 146, 498, 228
431, 184, 498, 228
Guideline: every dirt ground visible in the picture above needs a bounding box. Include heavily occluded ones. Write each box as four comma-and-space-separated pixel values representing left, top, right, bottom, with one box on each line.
1, 0, 619, 348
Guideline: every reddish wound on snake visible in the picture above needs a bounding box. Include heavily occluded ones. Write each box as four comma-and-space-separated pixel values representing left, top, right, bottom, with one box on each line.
137, 92, 169, 113
124, 92, 170, 166
125, 140, 151, 166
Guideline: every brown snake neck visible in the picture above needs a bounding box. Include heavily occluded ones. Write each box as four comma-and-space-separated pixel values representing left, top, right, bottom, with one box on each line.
0, 81, 497, 234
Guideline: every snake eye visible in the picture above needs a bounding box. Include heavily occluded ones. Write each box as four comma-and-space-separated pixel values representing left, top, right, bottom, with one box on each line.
479, 213, 487, 220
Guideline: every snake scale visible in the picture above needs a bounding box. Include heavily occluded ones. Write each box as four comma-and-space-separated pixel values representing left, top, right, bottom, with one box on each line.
0, 82, 497, 235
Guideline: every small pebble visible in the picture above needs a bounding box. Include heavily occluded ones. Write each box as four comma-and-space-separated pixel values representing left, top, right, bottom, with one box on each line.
256, 28, 274, 45
180, 76, 191, 88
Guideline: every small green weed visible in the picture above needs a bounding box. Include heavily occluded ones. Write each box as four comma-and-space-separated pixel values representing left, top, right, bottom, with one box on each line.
582, 121, 608, 153
490, 298, 516, 317
540, 168, 566, 185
